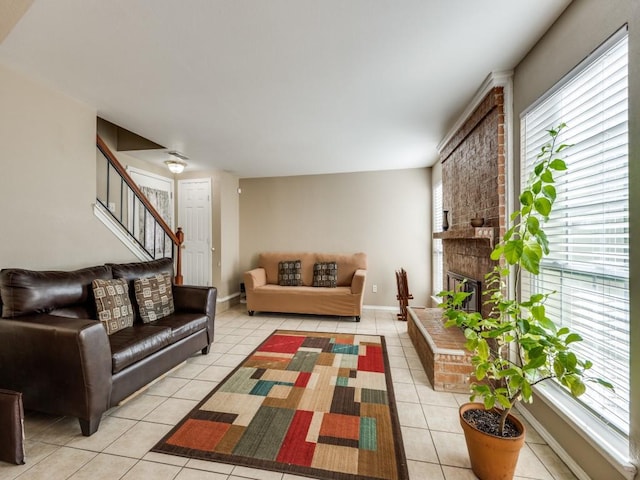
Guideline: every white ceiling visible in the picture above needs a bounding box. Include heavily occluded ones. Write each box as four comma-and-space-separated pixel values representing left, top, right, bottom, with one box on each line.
0, 0, 570, 178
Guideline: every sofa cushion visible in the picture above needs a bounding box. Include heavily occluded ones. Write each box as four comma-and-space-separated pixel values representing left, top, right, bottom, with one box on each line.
108, 324, 172, 374
316, 252, 367, 287
278, 260, 302, 286
92, 278, 134, 334
109, 258, 174, 320
149, 313, 208, 343
0, 265, 112, 319
134, 273, 175, 323
313, 262, 338, 288
258, 253, 309, 286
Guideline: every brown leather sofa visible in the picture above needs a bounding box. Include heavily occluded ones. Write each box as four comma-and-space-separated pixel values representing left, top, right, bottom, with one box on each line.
0, 258, 216, 436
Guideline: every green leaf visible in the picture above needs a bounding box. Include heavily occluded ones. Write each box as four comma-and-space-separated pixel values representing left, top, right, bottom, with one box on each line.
571, 379, 586, 397
509, 375, 523, 390
490, 245, 503, 261
550, 159, 567, 171
477, 338, 490, 360
530, 293, 544, 303
464, 328, 478, 340
527, 216, 540, 235
521, 243, 542, 274
531, 181, 542, 195
542, 184, 556, 201
497, 368, 520, 379
520, 190, 534, 206
517, 318, 530, 334
537, 315, 557, 333
537, 230, 550, 255
555, 143, 572, 153
541, 170, 554, 183
566, 352, 578, 370
503, 228, 514, 242
534, 162, 545, 175
504, 240, 523, 264
530, 305, 546, 321
496, 393, 512, 409
534, 197, 552, 217
553, 358, 564, 378
484, 396, 495, 410
595, 378, 615, 390
524, 354, 547, 370
565, 333, 583, 344
521, 381, 533, 402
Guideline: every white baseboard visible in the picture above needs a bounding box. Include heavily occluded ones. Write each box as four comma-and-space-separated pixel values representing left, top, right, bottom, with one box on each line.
515, 405, 592, 480
218, 292, 240, 304
362, 305, 402, 311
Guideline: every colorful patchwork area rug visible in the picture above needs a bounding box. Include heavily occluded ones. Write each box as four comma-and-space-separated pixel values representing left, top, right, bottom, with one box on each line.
152, 330, 409, 480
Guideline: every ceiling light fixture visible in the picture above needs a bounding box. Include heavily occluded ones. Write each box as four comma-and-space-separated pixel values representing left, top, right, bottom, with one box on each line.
165, 159, 187, 174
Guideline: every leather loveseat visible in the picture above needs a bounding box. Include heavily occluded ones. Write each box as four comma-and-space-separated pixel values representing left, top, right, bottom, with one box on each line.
0, 258, 216, 436
244, 252, 367, 321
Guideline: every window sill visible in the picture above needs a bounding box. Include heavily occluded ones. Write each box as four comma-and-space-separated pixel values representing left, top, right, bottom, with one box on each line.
518, 382, 636, 480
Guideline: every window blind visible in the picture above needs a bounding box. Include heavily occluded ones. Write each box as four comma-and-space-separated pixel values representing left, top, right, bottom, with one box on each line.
433, 181, 444, 295
521, 32, 629, 434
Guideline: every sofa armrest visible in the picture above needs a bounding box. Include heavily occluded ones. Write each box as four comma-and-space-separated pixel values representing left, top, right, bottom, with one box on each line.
350, 269, 367, 295
0, 315, 112, 435
173, 285, 217, 315
244, 268, 267, 290
173, 285, 217, 346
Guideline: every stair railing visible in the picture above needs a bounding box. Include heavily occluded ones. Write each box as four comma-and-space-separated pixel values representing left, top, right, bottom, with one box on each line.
96, 135, 184, 284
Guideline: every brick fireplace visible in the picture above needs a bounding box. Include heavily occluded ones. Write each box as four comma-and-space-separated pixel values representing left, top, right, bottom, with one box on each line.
434, 86, 506, 317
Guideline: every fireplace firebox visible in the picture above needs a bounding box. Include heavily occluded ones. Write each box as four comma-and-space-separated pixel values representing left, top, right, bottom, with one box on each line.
446, 272, 481, 313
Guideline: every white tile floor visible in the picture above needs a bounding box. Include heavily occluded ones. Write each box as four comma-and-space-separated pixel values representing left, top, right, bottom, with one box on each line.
0, 305, 578, 480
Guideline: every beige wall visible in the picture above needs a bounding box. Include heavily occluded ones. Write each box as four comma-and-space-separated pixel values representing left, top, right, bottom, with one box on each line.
220, 172, 241, 301
513, 0, 638, 477
0, 63, 136, 269
239, 168, 431, 307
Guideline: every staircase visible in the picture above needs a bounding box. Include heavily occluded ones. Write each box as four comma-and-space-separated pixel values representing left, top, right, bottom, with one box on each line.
94, 135, 184, 284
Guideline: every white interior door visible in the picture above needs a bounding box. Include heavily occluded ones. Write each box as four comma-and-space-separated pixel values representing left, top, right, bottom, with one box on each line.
178, 178, 212, 286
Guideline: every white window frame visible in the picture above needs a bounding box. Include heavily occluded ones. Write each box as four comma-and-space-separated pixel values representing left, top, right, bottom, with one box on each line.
432, 179, 444, 297
519, 26, 631, 474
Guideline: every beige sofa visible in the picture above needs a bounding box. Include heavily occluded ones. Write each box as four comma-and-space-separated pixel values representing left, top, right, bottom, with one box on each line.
243, 252, 367, 321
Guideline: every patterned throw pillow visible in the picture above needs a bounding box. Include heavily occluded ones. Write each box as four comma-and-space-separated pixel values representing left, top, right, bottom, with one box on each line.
313, 262, 338, 288
92, 278, 134, 335
134, 272, 175, 323
278, 260, 302, 286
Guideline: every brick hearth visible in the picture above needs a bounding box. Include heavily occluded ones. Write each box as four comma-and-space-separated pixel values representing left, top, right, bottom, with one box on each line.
407, 306, 473, 393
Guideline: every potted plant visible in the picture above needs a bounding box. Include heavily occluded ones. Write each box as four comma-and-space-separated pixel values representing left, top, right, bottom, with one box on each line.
438, 124, 613, 480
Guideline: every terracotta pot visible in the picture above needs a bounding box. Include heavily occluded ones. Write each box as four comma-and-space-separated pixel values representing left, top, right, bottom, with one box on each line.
459, 403, 526, 480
